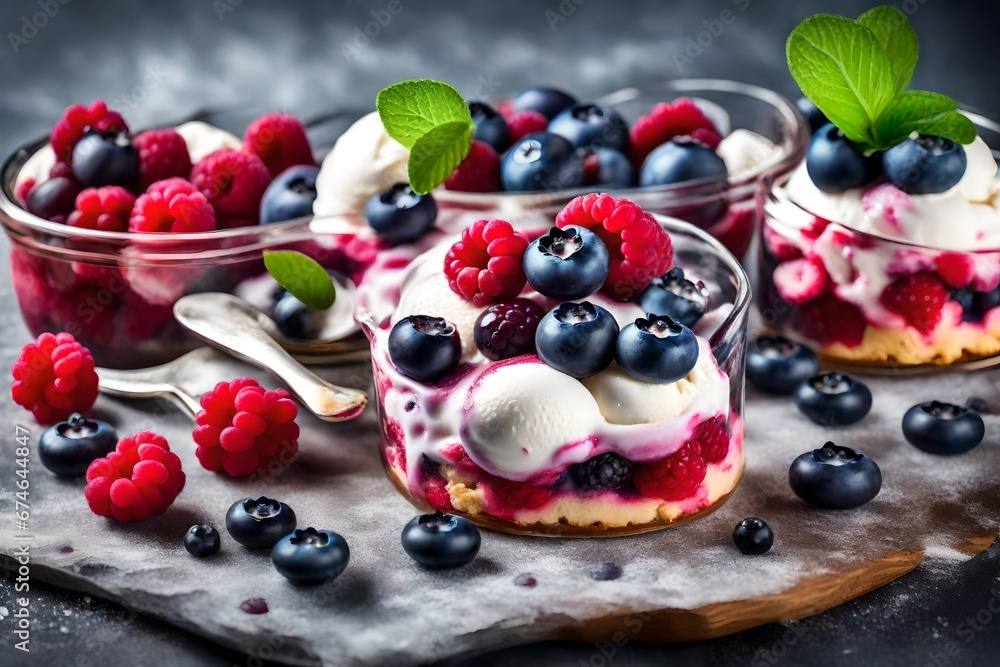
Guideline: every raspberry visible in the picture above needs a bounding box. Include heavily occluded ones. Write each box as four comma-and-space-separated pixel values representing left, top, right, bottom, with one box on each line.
799, 293, 867, 347
506, 110, 549, 144
50, 100, 129, 164
11, 332, 99, 425
243, 113, 317, 176
485, 475, 554, 510
133, 129, 192, 191
692, 415, 730, 464
633, 441, 707, 502
444, 140, 501, 193
763, 223, 803, 261
67, 186, 136, 232
629, 98, 722, 166
147, 177, 197, 197
425, 476, 456, 513
556, 193, 673, 301
16, 177, 36, 205
190, 149, 271, 219
935, 253, 975, 289
129, 180, 217, 233
444, 219, 529, 306
880, 272, 948, 335
473, 299, 545, 360
49, 161, 75, 180
84, 431, 185, 522
193, 377, 300, 478
773, 256, 828, 305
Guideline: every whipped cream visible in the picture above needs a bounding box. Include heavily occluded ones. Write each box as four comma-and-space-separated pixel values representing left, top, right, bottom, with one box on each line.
15, 144, 55, 195
716, 129, 778, 179
174, 121, 241, 163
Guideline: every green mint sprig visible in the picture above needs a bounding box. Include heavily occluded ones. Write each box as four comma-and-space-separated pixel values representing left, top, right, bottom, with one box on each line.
263, 250, 336, 310
787, 6, 975, 154
376, 79, 474, 194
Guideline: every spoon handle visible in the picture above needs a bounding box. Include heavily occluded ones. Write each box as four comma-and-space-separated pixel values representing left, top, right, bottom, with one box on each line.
97, 375, 203, 421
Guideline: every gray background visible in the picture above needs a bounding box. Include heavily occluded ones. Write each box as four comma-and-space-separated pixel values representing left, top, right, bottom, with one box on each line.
2, 1, 1000, 666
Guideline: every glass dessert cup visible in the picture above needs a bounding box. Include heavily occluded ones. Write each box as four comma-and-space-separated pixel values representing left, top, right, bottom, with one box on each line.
758, 110, 1000, 372
435, 79, 809, 261
359, 213, 751, 537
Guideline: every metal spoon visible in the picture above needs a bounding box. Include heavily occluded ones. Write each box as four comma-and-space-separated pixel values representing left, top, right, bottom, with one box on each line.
174, 293, 368, 422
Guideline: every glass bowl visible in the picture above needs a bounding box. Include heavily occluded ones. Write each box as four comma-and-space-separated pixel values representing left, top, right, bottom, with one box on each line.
757, 109, 1000, 372
435, 79, 809, 260
358, 212, 751, 537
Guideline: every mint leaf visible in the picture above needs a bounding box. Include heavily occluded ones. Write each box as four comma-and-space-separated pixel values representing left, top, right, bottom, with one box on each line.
787, 14, 897, 145
874, 91, 957, 147
263, 250, 336, 310
921, 112, 977, 145
407, 121, 472, 195
376, 79, 473, 149
858, 6, 918, 93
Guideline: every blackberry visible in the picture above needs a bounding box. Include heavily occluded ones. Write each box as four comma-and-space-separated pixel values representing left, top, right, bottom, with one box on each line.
473, 299, 545, 360
570, 453, 632, 490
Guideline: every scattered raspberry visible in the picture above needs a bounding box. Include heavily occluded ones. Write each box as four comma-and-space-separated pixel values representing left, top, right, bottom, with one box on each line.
506, 110, 549, 143
633, 441, 707, 502
555, 193, 673, 301
15, 177, 36, 205
799, 293, 867, 347
11, 332, 99, 424
773, 256, 828, 305
193, 377, 300, 478
84, 431, 185, 522
935, 253, 975, 289
692, 415, 730, 464
243, 113, 317, 176
133, 129, 192, 191
880, 272, 948, 335
50, 100, 129, 164
67, 186, 136, 232
485, 475, 554, 510
129, 180, 216, 233
190, 149, 271, 219
629, 98, 722, 166
445, 140, 501, 193
763, 224, 804, 261
444, 219, 528, 306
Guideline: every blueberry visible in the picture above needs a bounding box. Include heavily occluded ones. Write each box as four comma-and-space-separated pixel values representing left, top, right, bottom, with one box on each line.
535, 301, 619, 378
501, 132, 584, 192
225, 496, 297, 550
639, 139, 728, 187
586, 147, 636, 187
639, 267, 710, 328
746, 335, 820, 395
795, 97, 828, 135
805, 123, 881, 193
523, 226, 609, 300
512, 87, 577, 120
364, 183, 437, 244
71, 130, 139, 190
260, 165, 319, 224
388, 315, 462, 383
184, 524, 221, 558
271, 527, 350, 584
789, 442, 882, 509
902, 401, 985, 455
569, 453, 632, 491
972, 287, 1000, 318
268, 291, 326, 340
548, 103, 629, 152
468, 101, 511, 153
795, 372, 872, 426
883, 136, 967, 195
400, 511, 481, 569
616, 315, 699, 384
732, 517, 774, 555
26, 176, 80, 222
38, 413, 117, 476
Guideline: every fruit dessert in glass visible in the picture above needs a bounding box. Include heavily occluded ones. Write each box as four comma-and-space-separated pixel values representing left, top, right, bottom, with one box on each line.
357, 193, 750, 535
759, 7, 1000, 367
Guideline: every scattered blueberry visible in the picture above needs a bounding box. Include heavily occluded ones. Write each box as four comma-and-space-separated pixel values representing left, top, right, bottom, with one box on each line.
26, 176, 80, 222
746, 335, 820, 395
795, 97, 828, 134
501, 132, 585, 192
805, 123, 881, 193
616, 315, 699, 384
364, 183, 437, 244
260, 165, 320, 224
468, 101, 511, 153
389, 315, 462, 383
639, 267, 710, 328
585, 147, 636, 187
523, 225, 610, 300
732, 517, 774, 555
473, 299, 545, 361
513, 87, 577, 120
902, 401, 985, 455
883, 135, 967, 195
270, 291, 325, 340
71, 130, 139, 190
401, 511, 481, 569
639, 138, 728, 188
569, 453, 632, 491
38, 413, 117, 476
548, 102, 630, 152
789, 442, 882, 509
966, 397, 991, 414
535, 301, 619, 378
226, 496, 297, 550
270, 527, 350, 584
588, 562, 623, 581
184, 524, 221, 558
795, 372, 872, 426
